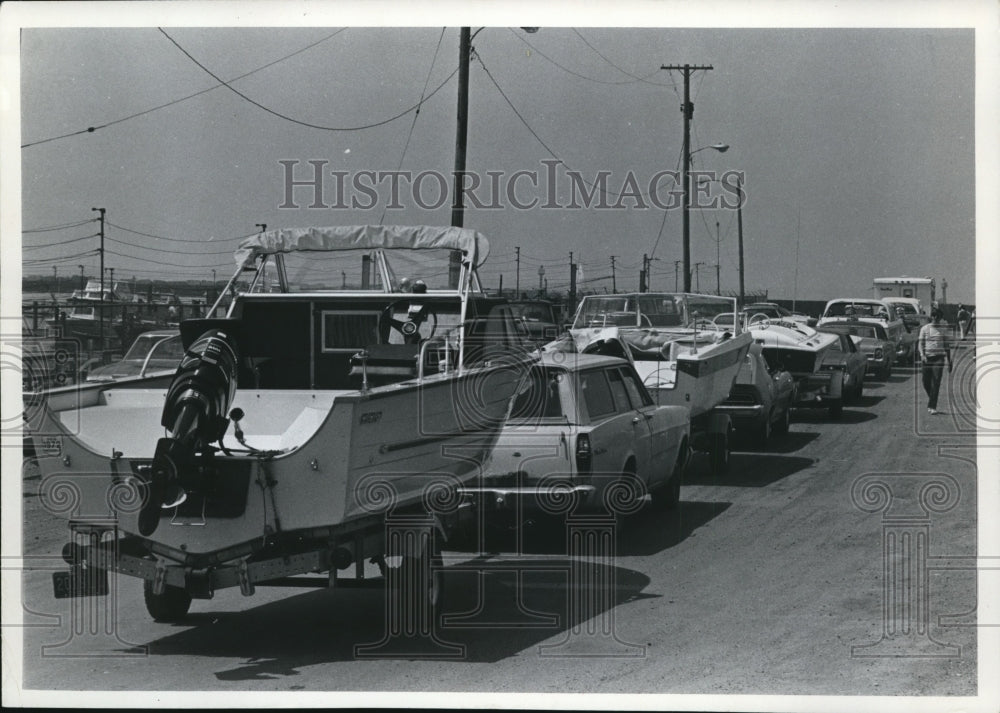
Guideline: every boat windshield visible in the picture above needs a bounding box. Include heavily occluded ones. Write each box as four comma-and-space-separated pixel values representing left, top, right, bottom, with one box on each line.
246, 248, 465, 293
572, 293, 737, 329
123, 334, 184, 361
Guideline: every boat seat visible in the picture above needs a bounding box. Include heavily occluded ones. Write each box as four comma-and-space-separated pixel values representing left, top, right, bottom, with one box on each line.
349, 343, 421, 380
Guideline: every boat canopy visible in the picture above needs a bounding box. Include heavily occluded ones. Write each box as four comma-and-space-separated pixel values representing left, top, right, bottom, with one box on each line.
234, 225, 490, 269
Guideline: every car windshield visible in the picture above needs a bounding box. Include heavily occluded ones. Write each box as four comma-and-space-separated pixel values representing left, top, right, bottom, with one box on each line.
509, 302, 554, 322
825, 302, 889, 320
508, 366, 565, 422
821, 324, 884, 340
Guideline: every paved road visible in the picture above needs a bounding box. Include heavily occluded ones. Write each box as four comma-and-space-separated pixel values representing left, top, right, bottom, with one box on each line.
15, 353, 981, 700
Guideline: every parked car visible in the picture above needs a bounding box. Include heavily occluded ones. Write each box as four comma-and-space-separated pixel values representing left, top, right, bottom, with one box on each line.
817, 297, 909, 364
84, 329, 183, 382
816, 329, 868, 403
715, 343, 795, 445
470, 353, 691, 515
508, 300, 562, 343
816, 321, 894, 380
742, 302, 815, 327
881, 297, 926, 363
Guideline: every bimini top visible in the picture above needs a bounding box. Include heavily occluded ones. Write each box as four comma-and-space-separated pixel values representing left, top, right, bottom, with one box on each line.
234, 225, 490, 269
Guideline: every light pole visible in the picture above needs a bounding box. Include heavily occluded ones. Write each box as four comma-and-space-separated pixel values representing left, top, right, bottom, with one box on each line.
683, 143, 728, 292
715, 220, 721, 295
78, 265, 85, 291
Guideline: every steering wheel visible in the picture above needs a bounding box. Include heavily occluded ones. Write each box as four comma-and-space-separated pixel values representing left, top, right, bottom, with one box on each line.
747, 312, 772, 329
380, 300, 438, 344
712, 313, 735, 327
686, 318, 716, 330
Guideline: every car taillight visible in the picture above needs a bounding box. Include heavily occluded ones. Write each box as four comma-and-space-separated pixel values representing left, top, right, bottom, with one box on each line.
576, 433, 592, 475
874, 348, 884, 359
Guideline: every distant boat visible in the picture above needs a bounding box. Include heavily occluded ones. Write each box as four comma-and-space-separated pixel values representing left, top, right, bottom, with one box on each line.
44, 280, 143, 341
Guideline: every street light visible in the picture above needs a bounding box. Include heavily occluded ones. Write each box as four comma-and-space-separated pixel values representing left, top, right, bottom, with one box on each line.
683, 143, 728, 292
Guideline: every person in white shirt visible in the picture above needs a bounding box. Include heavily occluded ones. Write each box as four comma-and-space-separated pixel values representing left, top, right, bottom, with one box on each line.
917, 308, 953, 414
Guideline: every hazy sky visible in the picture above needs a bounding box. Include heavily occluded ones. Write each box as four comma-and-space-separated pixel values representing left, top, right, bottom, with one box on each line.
15, 17, 979, 302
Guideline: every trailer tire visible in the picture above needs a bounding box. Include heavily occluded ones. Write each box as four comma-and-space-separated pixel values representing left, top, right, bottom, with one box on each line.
143, 580, 192, 623
709, 426, 731, 476
389, 532, 445, 619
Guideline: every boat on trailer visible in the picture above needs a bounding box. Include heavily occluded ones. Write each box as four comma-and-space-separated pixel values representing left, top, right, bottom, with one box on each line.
558, 292, 753, 473
28, 225, 535, 620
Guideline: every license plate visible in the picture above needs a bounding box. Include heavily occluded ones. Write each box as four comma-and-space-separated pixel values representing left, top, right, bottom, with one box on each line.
52, 566, 109, 599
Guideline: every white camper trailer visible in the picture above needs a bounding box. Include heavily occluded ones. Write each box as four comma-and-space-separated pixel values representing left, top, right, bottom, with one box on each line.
872, 277, 935, 313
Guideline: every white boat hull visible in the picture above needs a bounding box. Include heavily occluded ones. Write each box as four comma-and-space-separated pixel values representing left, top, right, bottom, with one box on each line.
27, 364, 522, 558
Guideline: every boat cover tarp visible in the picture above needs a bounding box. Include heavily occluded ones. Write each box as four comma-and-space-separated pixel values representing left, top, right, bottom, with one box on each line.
234, 225, 490, 268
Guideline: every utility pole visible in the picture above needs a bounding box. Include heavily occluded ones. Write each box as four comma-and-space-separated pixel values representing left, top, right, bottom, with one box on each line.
447, 27, 473, 289
78, 264, 85, 291
694, 262, 705, 292
515, 246, 521, 297
661, 63, 712, 292
673, 260, 682, 291
715, 220, 721, 295
52, 266, 58, 294
569, 251, 577, 312
610, 255, 617, 294
640, 253, 648, 293
91, 207, 105, 348
737, 174, 745, 308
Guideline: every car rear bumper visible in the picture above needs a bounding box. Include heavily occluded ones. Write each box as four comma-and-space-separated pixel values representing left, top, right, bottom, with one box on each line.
459, 484, 597, 512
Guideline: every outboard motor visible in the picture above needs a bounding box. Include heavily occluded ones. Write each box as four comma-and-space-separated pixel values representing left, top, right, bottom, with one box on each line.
138, 329, 239, 536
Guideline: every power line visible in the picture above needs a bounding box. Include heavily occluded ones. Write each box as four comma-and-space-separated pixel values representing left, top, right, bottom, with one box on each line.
158, 28, 459, 133
22, 218, 96, 233
476, 54, 657, 203
105, 235, 238, 256
379, 27, 447, 224
107, 221, 256, 244
22, 29, 348, 149
569, 29, 675, 87
509, 29, 658, 87
23, 233, 99, 250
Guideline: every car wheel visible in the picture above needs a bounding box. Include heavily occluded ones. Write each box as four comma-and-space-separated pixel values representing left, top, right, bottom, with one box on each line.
651, 444, 685, 511
756, 411, 772, 448
774, 406, 791, 436
143, 579, 192, 623
709, 426, 731, 476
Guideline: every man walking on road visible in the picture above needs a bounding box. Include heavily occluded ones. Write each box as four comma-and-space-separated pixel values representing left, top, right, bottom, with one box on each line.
956, 304, 970, 339
918, 308, 952, 414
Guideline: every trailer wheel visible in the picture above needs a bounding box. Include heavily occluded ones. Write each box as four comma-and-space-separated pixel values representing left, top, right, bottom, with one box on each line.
143, 580, 192, 623
389, 531, 444, 617
709, 425, 731, 475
